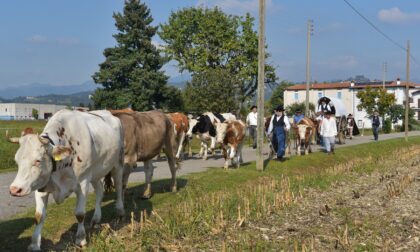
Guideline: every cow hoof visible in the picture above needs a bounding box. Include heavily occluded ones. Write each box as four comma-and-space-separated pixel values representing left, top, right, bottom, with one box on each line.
28, 244, 41, 252
76, 239, 87, 248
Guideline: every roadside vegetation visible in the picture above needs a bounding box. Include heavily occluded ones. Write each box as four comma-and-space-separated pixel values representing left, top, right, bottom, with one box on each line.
1, 137, 419, 251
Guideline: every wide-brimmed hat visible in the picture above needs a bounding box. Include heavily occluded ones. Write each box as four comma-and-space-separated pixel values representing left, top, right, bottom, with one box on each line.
250, 105, 257, 110
296, 110, 302, 113
275, 105, 284, 112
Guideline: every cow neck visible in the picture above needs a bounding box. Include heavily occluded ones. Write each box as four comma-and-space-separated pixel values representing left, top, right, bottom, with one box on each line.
41, 134, 58, 173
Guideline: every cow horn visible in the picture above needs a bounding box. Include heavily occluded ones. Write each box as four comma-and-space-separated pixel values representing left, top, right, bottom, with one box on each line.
6, 130, 20, 144
38, 134, 50, 145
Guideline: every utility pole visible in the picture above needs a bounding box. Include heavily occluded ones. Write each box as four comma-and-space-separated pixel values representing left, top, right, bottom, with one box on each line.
382, 62, 387, 88
305, 19, 313, 116
405, 40, 410, 142
256, 0, 266, 171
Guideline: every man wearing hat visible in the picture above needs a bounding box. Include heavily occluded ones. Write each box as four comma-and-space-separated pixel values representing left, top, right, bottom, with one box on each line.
267, 105, 291, 160
246, 105, 258, 149
293, 109, 304, 125
320, 110, 337, 154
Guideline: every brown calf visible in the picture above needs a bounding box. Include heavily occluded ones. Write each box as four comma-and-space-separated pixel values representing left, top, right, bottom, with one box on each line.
167, 112, 191, 160
216, 120, 246, 169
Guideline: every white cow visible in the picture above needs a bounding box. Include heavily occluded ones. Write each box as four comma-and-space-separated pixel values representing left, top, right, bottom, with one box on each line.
8, 110, 125, 251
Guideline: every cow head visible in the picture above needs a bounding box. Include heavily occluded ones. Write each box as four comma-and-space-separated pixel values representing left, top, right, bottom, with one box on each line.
186, 118, 198, 139
297, 124, 312, 146
215, 122, 229, 144
9, 132, 72, 197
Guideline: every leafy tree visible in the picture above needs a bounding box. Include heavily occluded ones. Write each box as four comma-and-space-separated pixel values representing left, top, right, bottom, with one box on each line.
32, 108, 39, 120
159, 7, 277, 113
285, 102, 316, 116
92, 0, 171, 111
356, 87, 396, 117
269, 81, 293, 112
183, 68, 237, 114
389, 104, 405, 124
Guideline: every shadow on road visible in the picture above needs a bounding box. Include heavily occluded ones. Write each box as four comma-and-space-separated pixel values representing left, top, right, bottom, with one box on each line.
0, 178, 188, 251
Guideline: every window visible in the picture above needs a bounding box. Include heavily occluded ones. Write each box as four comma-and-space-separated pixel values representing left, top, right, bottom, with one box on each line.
294, 92, 299, 101
318, 92, 323, 99
337, 91, 342, 99
5, 108, 7, 112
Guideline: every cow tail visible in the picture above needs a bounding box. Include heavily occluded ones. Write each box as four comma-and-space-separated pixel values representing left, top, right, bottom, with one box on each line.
166, 118, 181, 170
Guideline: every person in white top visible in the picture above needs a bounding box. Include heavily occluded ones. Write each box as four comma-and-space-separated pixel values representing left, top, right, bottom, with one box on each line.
267, 105, 291, 160
246, 105, 258, 149
320, 111, 337, 154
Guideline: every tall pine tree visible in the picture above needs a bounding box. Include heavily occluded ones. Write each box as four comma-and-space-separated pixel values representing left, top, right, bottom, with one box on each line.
92, 0, 172, 111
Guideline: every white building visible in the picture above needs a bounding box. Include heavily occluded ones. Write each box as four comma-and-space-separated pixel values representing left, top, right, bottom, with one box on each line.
0, 103, 68, 120
283, 79, 420, 128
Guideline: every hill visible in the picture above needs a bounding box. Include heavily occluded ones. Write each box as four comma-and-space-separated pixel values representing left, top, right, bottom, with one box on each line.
0, 80, 96, 99
1, 91, 93, 106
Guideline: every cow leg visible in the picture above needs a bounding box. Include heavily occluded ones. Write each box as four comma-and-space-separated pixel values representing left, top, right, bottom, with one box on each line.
238, 143, 244, 164
176, 132, 185, 160
163, 143, 178, 193
198, 141, 204, 158
305, 142, 309, 155
297, 139, 301, 156
210, 136, 216, 154
90, 180, 104, 227
28, 191, 49, 251
122, 163, 132, 194
74, 180, 89, 247
142, 160, 154, 199
222, 145, 229, 169
111, 165, 125, 217
203, 141, 208, 160
230, 144, 237, 168
187, 138, 192, 157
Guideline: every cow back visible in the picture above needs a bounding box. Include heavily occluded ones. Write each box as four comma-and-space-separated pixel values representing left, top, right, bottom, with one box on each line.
192, 115, 216, 137
115, 110, 174, 162
167, 112, 189, 135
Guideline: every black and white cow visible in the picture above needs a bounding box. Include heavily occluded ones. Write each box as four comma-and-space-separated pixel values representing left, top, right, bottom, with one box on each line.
186, 112, 236, 160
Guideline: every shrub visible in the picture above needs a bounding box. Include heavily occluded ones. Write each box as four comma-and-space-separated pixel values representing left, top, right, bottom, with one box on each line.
382, 118, 392, 133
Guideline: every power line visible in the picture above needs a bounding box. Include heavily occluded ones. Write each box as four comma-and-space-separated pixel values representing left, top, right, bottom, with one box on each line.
343, 0, 419, 66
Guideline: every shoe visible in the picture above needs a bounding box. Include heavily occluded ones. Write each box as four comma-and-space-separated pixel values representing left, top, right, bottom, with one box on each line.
253, 145, 257, 149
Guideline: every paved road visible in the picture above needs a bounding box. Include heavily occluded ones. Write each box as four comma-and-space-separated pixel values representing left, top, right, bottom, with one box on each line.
1, 131, 419, 220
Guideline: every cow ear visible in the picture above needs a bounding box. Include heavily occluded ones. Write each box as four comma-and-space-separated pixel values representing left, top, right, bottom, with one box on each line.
52, 146, 72, 161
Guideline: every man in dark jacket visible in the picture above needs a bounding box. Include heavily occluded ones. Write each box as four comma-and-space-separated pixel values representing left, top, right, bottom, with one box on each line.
371, 111, 381, 141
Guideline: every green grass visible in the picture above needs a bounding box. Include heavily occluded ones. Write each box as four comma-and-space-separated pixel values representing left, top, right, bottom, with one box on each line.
0, 120, 46, 172
1, 136, 420, 251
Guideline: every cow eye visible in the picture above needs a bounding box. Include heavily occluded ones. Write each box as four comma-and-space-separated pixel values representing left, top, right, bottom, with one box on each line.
34, 160, 41, 167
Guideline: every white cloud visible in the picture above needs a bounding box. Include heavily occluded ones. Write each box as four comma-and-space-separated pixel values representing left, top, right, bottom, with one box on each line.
27, 35, 48, 44
377, 7, 420, 24
197, 0, 281, 15
56, 37, 80, 46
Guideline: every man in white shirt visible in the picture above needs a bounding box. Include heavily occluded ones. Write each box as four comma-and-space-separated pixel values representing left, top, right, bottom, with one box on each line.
267, 105, 291, 160
320, 111, 337, 154
246, 105, 258, 149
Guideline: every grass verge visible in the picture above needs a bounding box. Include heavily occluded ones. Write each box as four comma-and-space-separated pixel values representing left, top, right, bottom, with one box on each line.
0, 137, 419, 251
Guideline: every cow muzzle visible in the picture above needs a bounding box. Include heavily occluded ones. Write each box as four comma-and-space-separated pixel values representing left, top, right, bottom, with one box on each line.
9, 186, 24, 197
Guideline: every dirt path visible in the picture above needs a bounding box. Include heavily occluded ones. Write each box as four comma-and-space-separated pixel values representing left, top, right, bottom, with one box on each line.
1, 131, 419, 221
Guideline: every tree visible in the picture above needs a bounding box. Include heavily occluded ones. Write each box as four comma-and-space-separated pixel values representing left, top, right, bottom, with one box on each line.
388, 104, 405, 124
159, 8, 277, 113
285, 102, 316, 116
92, 0, 171, 111
32, 108, 39, 120
269, 81, 293, 112
183, 68, 238, 114
356, 87, 396, 117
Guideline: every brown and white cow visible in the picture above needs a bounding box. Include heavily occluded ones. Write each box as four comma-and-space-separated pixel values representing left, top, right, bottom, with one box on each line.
109, 110, 178, 199
215, 120, 246, 169
8, 110, 125, 250
294, 117, 316, 155
167, 112, 191, 160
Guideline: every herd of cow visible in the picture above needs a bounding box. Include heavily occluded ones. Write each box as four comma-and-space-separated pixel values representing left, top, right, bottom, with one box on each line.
6, 108, 246, 250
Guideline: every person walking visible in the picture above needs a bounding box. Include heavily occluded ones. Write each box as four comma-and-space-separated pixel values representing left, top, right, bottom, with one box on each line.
267, 105, 291, 161
246, 105, 258, 149
347, 113, 354, 139
371, 111, 381, 141
293, 110, 304, 125
320, 111, 337, 154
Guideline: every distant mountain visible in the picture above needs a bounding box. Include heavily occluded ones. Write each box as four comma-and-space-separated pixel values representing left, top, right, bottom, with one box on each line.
0, 80, 97, 99
2, 91, 93, 106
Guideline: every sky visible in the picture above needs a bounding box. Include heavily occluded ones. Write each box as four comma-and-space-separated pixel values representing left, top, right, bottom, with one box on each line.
0, 0, 419, 89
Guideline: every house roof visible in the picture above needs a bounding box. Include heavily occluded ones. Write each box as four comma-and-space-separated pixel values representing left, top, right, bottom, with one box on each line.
285, 81, 420, 91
